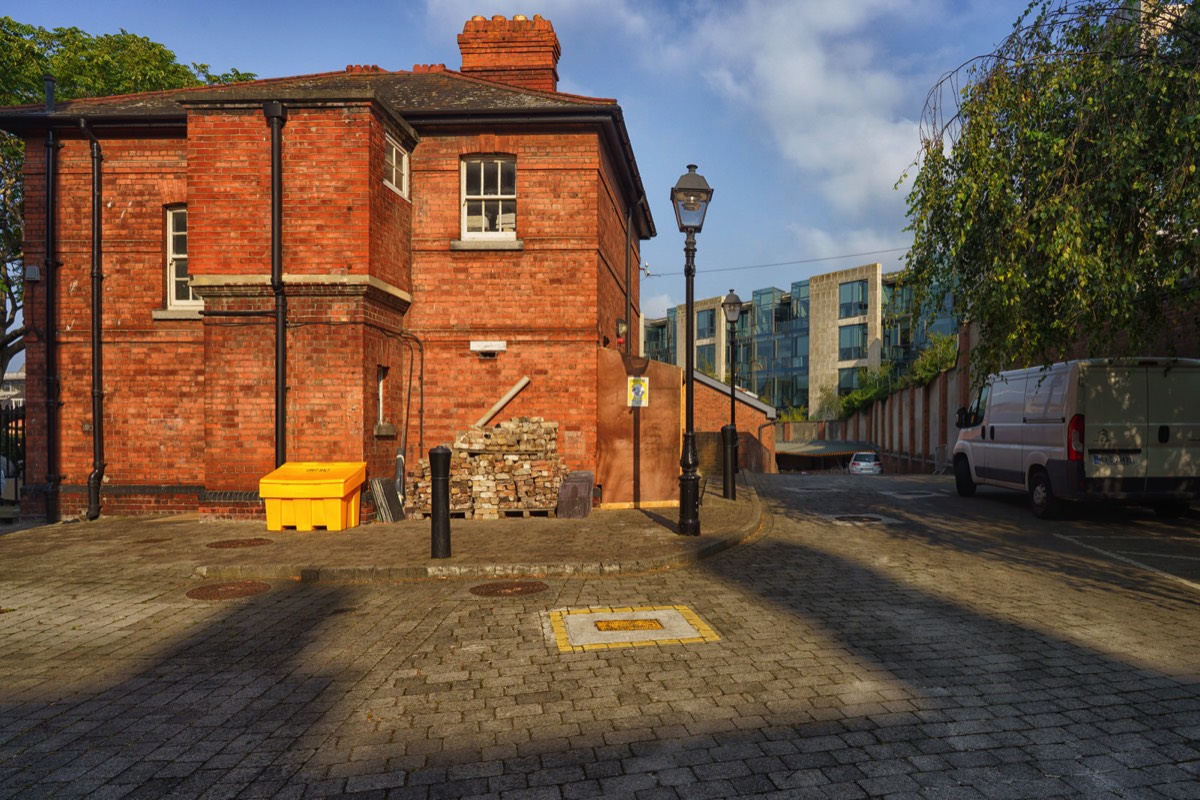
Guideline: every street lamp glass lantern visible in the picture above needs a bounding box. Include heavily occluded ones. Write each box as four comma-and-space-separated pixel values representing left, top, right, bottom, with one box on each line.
671, 164, 713, 233
722, 290, 742, 324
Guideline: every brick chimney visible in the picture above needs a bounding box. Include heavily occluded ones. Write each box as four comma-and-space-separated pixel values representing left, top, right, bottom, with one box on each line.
458, 14, 561, 92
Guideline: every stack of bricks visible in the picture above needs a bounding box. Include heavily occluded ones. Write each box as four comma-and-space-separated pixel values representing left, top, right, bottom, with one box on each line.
409, 417, 570, 518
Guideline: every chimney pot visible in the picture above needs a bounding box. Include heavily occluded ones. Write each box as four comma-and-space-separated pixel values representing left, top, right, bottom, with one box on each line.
458, 14, 561, 92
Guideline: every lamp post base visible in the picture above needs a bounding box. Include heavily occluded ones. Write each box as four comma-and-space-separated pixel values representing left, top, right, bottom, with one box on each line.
721, 424, 737, 501
679, 472, 701, 535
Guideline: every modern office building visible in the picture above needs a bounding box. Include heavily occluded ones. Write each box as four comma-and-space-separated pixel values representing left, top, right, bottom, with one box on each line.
642, 263, 956, 415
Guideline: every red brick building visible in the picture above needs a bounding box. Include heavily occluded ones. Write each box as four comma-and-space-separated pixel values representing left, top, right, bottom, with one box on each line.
1, 14, 657, 520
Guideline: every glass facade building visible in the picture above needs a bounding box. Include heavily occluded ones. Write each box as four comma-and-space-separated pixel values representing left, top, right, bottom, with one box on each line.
642, 264, 956, 414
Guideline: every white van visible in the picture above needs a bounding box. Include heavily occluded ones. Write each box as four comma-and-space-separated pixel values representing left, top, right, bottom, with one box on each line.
953, 358, 1200, 518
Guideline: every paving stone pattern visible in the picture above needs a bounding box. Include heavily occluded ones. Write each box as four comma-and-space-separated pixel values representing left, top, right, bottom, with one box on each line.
1, 474, 1199, 798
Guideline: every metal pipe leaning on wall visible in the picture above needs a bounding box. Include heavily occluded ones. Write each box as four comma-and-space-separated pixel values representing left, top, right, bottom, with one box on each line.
475, 376, 531, 428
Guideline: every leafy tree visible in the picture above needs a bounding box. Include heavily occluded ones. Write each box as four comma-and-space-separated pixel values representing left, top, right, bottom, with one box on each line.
903, 1, 1200, 381
0, 17, 253, 378
809, 386, 841, 421
899, 331, 960, 388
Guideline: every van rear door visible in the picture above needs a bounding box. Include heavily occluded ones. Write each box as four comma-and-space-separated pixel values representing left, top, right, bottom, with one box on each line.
1081, 363, 1148, 493
1145, 362, 1200, 494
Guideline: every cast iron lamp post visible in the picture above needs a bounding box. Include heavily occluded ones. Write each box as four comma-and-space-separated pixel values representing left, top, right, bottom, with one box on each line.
672, 165, 713, 535
721, 289, 742, 501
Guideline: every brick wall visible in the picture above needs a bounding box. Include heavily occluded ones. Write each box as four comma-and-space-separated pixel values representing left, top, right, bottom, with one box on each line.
694, 378, 777, 475
20, 130, 204, 516
17, 92, 644, 519
405, 128, 638, 475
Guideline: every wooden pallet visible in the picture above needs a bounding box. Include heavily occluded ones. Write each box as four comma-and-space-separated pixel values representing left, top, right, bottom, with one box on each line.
499, 508, 556, 518
406, 510, 470, 521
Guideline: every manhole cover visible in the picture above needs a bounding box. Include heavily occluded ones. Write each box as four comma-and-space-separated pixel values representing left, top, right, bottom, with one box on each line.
186, 581, 271, 601
205, 538, 274, 549
469, 580, 549, 597
835, 515, 884, 523
135, 538, 171, 544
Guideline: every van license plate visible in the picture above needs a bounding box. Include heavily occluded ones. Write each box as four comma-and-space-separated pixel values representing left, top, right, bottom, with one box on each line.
1093, 454, 1136, 466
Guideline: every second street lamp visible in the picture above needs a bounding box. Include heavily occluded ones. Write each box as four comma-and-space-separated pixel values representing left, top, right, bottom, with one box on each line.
671, 165, 712, 536
721, 290, 742, 501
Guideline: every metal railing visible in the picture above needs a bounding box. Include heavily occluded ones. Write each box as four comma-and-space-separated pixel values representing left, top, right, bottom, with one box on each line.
0, 405, 25, 505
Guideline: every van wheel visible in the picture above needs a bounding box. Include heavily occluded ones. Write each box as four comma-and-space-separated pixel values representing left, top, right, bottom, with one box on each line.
1029, 470, 1057, 519
1154, 500, 1190, 519
954, 458, 976, 497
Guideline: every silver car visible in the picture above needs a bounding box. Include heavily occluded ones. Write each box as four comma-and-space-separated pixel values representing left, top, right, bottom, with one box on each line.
848, 452, 882, 475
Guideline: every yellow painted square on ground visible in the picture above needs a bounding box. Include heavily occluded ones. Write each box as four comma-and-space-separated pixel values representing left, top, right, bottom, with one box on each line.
548, 605, 720, 653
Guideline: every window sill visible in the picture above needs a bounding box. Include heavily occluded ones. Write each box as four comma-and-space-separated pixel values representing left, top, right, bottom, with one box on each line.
152, 308, 203, 321
450, 239, 524, 252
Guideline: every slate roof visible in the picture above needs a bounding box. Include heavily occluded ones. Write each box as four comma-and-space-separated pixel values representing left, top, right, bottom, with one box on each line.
0, 66, 654, 237
0, 66, 615, 124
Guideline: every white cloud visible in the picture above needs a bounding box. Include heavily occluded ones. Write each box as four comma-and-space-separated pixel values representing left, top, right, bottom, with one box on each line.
683, 0, 937, 238
640, 291, 676, 319
786, 224, 910, 272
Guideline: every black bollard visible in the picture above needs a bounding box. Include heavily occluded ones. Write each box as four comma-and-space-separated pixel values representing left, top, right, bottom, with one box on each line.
430, 445, 451, 558
721, 424, 738, 501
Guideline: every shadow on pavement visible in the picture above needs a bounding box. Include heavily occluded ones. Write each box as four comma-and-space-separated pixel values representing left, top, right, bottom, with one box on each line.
2, 475, 1198, 797
0, 581, 363, 797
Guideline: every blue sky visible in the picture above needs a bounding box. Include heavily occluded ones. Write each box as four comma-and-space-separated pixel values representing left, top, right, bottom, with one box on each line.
19, 0, 1024, 318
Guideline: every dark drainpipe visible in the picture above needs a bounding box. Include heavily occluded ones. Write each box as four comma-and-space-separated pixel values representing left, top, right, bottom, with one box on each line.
624, 204, 632, 353
43, 76, 61, 523
79, 119, 104, 520
264, 101, 287, 467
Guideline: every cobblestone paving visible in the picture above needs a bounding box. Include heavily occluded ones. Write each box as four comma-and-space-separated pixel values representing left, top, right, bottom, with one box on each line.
1, 474, 1199, 798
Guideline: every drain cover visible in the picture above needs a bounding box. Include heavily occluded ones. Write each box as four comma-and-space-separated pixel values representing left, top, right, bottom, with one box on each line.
205, 537, 274, 549
469, 580, 549, 597
835, 514, 884, 523
186, 581, 271, 601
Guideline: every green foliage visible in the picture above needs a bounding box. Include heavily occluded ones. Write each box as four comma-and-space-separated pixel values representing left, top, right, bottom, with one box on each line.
777, 406, 808, 422
899, 331, 960, 388
839, 366, 894, 418
810, 386, 843, 421
0, 17, 253, 377
904, 1, 1200, 381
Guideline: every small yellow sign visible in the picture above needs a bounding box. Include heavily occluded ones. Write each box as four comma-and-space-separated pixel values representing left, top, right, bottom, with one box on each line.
627, 376, 649, 407
595, 619, 664, 632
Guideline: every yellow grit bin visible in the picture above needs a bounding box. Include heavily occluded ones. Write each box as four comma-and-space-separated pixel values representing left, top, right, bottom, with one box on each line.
259, 462, 367, 532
